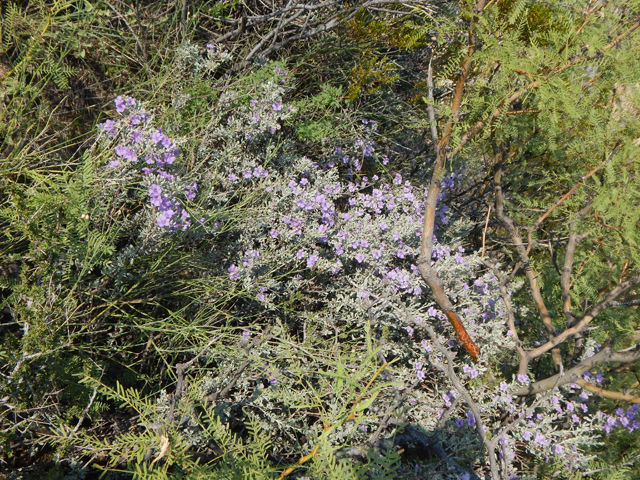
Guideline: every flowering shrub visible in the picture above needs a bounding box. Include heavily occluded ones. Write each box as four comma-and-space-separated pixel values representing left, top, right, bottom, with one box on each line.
3, 2, 640, 478
62, 46, 624, 480
98, 96, 198, 232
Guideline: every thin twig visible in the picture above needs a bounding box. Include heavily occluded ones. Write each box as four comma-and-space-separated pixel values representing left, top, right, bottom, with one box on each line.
494, 159, 563, 371
425, 324, 500, 480
481, 204, 491, 258
525, 274, 640, 360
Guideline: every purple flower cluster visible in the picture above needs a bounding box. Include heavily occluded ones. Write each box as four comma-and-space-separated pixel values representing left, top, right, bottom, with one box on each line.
98, 95, 197, 231
603, 404, 640, 434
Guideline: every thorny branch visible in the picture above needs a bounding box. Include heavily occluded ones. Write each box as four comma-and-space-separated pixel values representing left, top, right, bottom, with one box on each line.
482, 259, 528, 375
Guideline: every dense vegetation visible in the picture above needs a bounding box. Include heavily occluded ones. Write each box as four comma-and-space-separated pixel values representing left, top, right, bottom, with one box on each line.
1, 0, 639, 478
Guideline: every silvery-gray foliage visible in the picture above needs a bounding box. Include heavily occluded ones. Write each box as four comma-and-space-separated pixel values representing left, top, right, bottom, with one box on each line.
77, 43, 613, 479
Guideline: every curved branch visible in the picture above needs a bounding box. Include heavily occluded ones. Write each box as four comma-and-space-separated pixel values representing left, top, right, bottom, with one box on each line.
577, 379, 640, 405
525, 274, 640, 360
493, 160, 563, 371
513, 342, 640, 396
417, 3, 483, 362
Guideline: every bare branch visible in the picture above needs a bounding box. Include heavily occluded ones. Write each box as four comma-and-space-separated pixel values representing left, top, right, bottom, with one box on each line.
482, 259, 528, 375
513, 342, 640, 396
425, 324, 500, 480
577, 379, 640, 405
493, 160, 563, 370
526, 274, 640, 359
417, 5, 482, 361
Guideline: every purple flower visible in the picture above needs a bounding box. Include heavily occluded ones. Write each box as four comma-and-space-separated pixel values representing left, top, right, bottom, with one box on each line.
131, 131, 143, 143
228, 264, 241, 281
101, 118, 116, 132
250, 99, 258, 107
416, 370, 425, 380
251, 115, 260, 122
296, 249, 307, 260
406, 326, 414, 336
363, 144, 374, 156
572, 414, 580, 423
534, 433, 547, 446
467, 412, 475, 427
163, 151, 176, 164
553, 445, 563, 455
150, 128, 165, 144
125, 96, 135, 107
522, 431, 531, 441
228, 174, 238, 182
500, 382, 509, 392
108, 160, 120, 168
469, 368, 478, 379
307, 254, 319, 268
355, 253, 365, 263
185, 182, 198, 201
243, 170, 252, 179
242, 330, 251, 338
158, 171, 175, 181
206, 44, 215, 51
114, 96, 126, 113
157, 211, 174, 227
456, 418, 464, 428
517, 374, 530, 383
269, 228, 278, 238
149, 184, 162, 197
272, 102, 283, 111
150, 195, 163, 207
371, 249, 381, 259
115, 145, 137, 161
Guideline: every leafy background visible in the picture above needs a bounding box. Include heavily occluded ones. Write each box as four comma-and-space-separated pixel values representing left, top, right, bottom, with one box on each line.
1, 0, 639, 479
